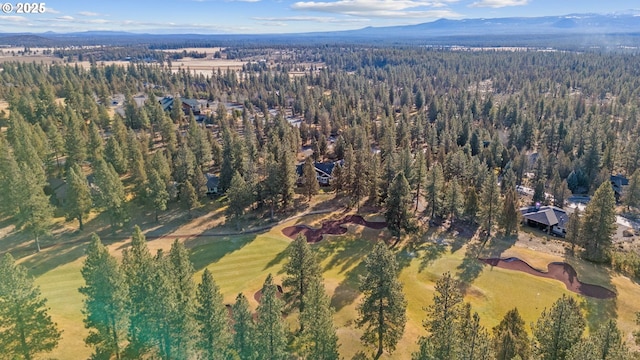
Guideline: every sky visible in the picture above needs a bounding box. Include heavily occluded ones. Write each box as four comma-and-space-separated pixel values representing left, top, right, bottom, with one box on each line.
0, 0, 637, 34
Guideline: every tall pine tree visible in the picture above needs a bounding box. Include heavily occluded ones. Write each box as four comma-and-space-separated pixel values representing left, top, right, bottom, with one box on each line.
232, 293, 257, 360
282, 234, 321, 331
0, 253, 61, 359
195, 269, 230, 360
532, 295, 585, 360
256, 274, 288, 360
80, 234, 128, 360
357, 242, 407, 359
384, 172, 414, 240
581, 181, 616, 263
492, 308, 530, 360
299, 279, 340, 360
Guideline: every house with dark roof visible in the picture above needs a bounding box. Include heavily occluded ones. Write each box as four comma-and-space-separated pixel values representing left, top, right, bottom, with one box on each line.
296, 161, 338, 186
158, 96, 201, 115
520, 205, 569, 237
205, 173, 220, 198
610, 174, 629, 202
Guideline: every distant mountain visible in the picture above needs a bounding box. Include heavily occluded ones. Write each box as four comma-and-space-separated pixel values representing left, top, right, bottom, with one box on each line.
344, 13, 640, 38
0, 13, 639, 48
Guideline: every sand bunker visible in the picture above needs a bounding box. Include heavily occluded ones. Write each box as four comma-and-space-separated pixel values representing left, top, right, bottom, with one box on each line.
282, 215, 386, 243
480, 257, 616, 299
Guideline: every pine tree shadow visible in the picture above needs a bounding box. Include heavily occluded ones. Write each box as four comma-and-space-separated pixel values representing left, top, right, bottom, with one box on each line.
330, 260, 365, 311
188, 234, 257, 271
456, 240, 485, 289
418, 243, 446, 273
483, 234, 519, 258
264, 247, 289, 272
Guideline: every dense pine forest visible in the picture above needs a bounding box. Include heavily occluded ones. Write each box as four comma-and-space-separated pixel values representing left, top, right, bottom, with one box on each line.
1, 46, 640, 359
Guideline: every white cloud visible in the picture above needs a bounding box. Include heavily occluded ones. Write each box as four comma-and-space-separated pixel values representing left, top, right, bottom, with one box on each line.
253, 16, 371, 23
0, 15, 28, 23
291, 0, 461, 18
56, 15, 74, 21
78, 11, 100, 17
44, 7, 60, 14
469, 0, 528, 8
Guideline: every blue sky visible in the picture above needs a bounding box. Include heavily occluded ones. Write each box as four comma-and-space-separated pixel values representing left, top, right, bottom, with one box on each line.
0, 0, 637, 34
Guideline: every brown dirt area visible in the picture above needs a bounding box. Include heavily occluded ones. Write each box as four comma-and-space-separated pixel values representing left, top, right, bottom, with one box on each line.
282, 215, 386, 243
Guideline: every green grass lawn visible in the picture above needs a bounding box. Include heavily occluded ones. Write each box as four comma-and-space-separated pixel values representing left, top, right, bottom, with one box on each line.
20, 217, 640, 359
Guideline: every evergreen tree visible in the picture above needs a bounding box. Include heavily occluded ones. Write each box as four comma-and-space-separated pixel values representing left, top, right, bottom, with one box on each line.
464, 187, 480, 223
226, 171, 251, 221
300, 279, 340, 360
79, 234, 128, 360
357, 242, 407, 359
301, 156, 320, 202
174, 142, 197, 194
166, 240, 197, 359
415, 272, 463, 360
93, 159, 128, 229
350, 148, 369, 211
283, 234, 321, 330
195, 269, 230, 360
369, 153, 382, 206
65, 163, 92, 230
87, 121, 104, 162
219, 127, 236, 192
500, 187, 520, 236
623, 169, 640, 211
425, 163, 445, 219
0, 253, 61, 359
565, 208, 581, 253
105, 136, 127, 175
146, 169, 169, 222
331, 162, 345, 194
0, 135, 21, 216
384, 172, 414, 240
444, 178, 464, 226
581, 181, 616, 262
181, 180, 200, 215
122, 226, 156, 357
187, 117, 212, 170
566, 319, 630, 360
550, 171, 571, 208
479, 173, 501, 238
458, 303, 494, 360
159, 114, 178, 155
532, 295, 585, 360
278, 141, 297, 209
232, 293, 257, 360
15, 162, 53, 252
492, 308, 530, 360
64, 110, 87, 168
256, 274, 288, 360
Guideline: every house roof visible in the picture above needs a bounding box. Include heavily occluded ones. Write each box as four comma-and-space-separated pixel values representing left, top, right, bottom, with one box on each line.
610, 174, 629, 195
181, 98, 200, 109
520, 205, 568, 227
296, 161, 337, 177
159, 96, 174, 111
205, 173, 219, 188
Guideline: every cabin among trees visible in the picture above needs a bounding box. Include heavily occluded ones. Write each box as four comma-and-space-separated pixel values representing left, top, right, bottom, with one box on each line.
520, 205, 569, 237
296, 161, 339, 186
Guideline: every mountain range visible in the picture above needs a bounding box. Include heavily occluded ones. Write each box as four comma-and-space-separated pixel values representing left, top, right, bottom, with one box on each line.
1, 13, 639, 47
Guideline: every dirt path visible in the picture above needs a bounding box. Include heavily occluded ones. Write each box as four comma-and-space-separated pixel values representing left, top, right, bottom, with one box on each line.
480, 257, 616, 299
